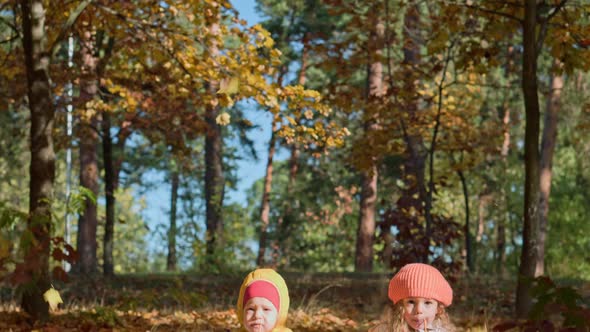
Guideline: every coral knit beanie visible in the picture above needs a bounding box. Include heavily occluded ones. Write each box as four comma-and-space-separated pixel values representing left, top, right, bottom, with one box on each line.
388, 263, 453, 307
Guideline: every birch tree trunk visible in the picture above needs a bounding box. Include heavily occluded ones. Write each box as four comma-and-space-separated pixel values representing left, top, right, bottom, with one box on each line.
20, 0, 53, 321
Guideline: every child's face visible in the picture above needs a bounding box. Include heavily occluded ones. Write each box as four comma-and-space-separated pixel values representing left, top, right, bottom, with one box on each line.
401, 297, 440, 330
243, 297, 279, 332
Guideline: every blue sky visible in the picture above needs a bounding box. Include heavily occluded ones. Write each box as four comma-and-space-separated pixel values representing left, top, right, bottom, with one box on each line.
232, 0, 262, 25
141, 0, 282, 253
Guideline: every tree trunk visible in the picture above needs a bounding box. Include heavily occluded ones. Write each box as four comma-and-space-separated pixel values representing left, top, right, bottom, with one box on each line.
477, 192, 492, 243
536, 60, 562, 276
257, 122, 277, 266
204, 24, 224, 267
20, 0, 53, 321
356, 169, 378, 271
167, 168, 179, 271
102, 111, 115, 276
101, 110, 129, 277
457, 170, 473, 272
76, 27, 99, 275
401, 1, 428, 263
274, 144, 299, 268
355, 12, 383, 272
275, 37, 307, 267
516, 0, 541, 318
497, 47, 513, 276
381, 231, 394, 268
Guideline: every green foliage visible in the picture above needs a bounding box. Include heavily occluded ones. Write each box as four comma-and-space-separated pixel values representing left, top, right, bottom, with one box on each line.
243, 156, 360, 272
96, 188, 150, 274
191, 202, 257, 273
0, 202, 27, 232
545, 76, 590, 280
67, 186, 98, 215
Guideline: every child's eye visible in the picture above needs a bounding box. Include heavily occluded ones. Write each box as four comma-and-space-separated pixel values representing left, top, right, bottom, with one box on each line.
425, 301, 433, 305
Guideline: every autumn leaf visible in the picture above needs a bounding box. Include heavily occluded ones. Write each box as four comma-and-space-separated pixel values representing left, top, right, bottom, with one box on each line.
217, 77, 240, 95
43, 286, 63, 311
216, 112, 231, 126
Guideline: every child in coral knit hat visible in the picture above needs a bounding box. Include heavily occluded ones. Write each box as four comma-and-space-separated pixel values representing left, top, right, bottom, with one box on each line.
369, 263, 456, 332
236, 268, 292, 332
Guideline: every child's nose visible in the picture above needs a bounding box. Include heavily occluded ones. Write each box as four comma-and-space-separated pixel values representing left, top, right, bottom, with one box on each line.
413, 304, 423, 314
254, 308, 263, 318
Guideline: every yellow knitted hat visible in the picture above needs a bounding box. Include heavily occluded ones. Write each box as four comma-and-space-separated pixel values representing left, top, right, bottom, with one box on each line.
237, 269, 292, 332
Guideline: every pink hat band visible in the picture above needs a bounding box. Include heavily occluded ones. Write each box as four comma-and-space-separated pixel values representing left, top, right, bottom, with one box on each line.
243, 280, 281, 311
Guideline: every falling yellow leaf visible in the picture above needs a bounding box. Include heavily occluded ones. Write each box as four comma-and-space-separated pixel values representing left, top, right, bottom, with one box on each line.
216, 112, 231, 126
217, 77, 240, 95
43, 286, 63, 311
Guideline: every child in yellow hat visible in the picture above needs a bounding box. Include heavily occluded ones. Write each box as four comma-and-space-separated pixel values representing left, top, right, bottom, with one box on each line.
369, 263, 456, 332
236, 269, 292, 332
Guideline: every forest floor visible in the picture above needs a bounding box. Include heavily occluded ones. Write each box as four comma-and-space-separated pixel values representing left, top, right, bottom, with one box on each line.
0, 272, 588, 331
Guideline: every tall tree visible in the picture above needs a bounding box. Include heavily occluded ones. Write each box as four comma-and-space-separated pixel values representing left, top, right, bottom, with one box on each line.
256, 119, 277, 266
536, 59, 563, 276
17, 0, 91, 320
497, 44, 517, 276
400, 0, 428, 263
355, 8, 384, 272
76, 21, 100, 275
19, 0, 54, 321
167, 161, 179, 271
204, 20, 225, 267
515, 0, 579, 317
101, 110, 115, 276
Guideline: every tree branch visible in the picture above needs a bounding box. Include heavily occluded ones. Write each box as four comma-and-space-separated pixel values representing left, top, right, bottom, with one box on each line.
0, 15, 19, 34
0, 34, 18, 45
465, 3, 522, 23
50, 0, 93, 61
536, 0, 568, 56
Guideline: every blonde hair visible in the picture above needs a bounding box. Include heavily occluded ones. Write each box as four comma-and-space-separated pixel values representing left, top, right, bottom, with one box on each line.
370, 302, 456, 332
